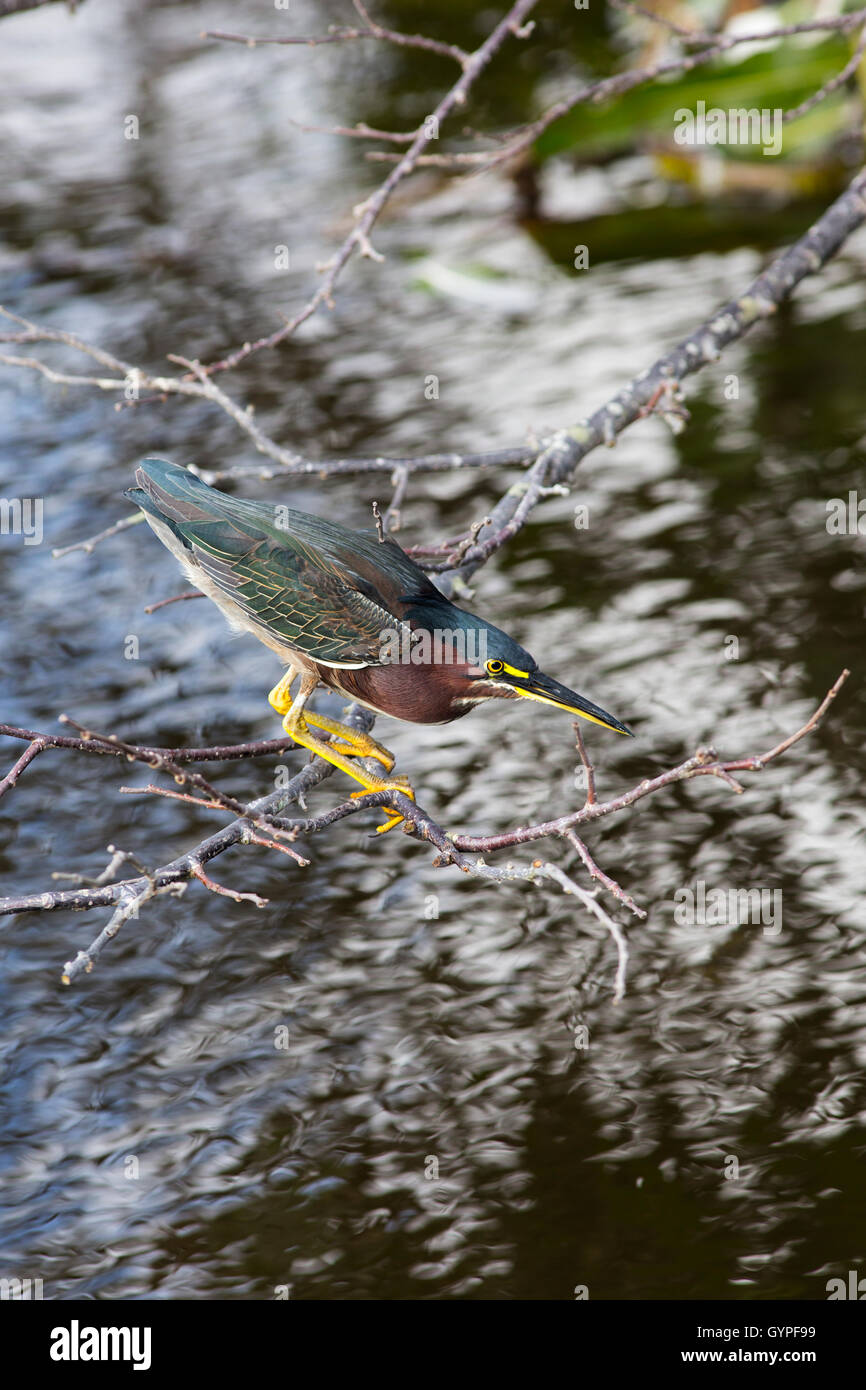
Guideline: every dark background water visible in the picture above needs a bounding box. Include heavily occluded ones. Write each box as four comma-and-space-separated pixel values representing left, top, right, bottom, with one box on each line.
1, 0, 865, 1301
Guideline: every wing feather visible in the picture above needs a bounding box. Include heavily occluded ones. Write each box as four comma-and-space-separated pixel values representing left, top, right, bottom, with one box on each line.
129, 460, 417, 665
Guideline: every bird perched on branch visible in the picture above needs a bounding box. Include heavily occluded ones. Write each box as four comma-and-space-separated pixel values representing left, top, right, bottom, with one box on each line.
127, 458, 632, 832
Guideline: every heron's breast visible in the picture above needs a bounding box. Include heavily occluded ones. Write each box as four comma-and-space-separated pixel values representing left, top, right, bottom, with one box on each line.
323, 660, 474, 725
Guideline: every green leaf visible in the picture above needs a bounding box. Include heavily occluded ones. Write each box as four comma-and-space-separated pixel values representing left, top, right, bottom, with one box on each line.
535, 36, 860, 163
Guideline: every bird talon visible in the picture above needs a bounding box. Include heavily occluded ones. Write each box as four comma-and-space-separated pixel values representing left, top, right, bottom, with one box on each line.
293, 710, 395, 769
350, 777, 415, 833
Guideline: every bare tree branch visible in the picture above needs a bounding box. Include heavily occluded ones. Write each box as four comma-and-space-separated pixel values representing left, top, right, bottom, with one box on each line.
51, 511, 145, 558
435, 166, 866, 585
519, 7, 866, 166
5, 156, 866, 577
784, 22, 866, 125
194, 0, 538, 376
0, 673, 850, 999
0, 721, 303, 797
1, 4, 862, 999
449, 671, 849, 852
0, 0, 82, 17
0, 305, 538, 481
204, 0, 471, 70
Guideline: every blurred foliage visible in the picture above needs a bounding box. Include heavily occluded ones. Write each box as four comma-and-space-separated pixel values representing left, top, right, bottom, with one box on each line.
525, 193, 831, 266
370, 2, 866, 264
374, 1, 865, 175
536, 30, 864, 174
343, 0, 616, 134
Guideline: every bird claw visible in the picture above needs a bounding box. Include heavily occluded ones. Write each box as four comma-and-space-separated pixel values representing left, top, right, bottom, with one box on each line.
351, 776, 415, 834
285, 707, 396, 770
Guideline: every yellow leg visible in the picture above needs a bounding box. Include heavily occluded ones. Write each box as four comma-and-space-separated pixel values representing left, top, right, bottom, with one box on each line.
268, 670, 298, 717
268, 672, 393, 769
302, 710, 395, 771
285, 713, 414, 833
271, 671, 413, 833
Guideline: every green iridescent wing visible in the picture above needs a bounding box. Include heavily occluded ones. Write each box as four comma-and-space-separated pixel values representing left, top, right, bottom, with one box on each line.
193, 526, 402, 665
128, 459, 421, 666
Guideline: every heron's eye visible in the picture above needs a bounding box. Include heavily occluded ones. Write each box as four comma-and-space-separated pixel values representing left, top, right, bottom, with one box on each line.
486, 659, 504, 675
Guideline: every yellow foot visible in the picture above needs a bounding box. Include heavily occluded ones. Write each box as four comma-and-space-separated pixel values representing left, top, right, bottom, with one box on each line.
301, 711, 395, 771
277, 706, 414, 833
269, 676, 394, 770
351, 774, 416, 834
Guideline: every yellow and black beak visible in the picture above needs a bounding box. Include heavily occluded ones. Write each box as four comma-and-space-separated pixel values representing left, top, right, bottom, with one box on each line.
496, 666, 633, 736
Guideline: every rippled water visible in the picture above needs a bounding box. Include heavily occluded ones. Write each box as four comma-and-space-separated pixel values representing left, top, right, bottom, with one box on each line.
1, 0, 865, 1300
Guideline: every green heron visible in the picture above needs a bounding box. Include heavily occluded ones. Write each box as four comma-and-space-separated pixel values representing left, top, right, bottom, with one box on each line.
127, 459, 632, 832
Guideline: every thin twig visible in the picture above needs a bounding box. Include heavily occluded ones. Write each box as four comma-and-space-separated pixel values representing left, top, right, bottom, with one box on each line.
51, 512, 144, 558
0, 739, 46, 798
197, 0, 537, 375
543, 862, 629, 1006
1, 674, 848, 1004
287, 117, 419, 144
190, 862, 268, 908
375, 9, 866, 174
562, 828, 646, 920
450, 672, 849, 852
204, 0, 470, 70
143, 590, 204, 614
784, 23, 866, 124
